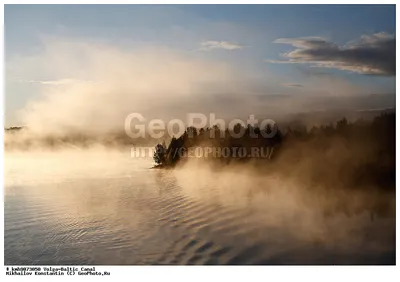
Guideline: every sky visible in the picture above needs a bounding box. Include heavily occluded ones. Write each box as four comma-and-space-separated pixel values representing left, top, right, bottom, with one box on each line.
4, 4, 396, 131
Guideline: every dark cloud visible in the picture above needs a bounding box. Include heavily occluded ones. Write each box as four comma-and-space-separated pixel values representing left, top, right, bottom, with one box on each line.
268, 33, 395, 76
294, 65, 333, 78
285, 83, 303, 88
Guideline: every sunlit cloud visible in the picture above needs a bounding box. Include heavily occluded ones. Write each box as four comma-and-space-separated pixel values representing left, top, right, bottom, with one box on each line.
199, 40, 244, 51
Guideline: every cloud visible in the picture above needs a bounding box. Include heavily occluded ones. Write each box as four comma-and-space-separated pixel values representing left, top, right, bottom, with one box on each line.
199, 40, 244, 51
268, 32, 395, 76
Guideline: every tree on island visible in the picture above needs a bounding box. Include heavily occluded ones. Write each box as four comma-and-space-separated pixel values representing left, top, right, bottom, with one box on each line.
153, 141, 167, 165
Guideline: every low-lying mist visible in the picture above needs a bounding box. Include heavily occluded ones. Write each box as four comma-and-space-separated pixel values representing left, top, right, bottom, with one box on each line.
171, 160, 394, 247
5, 144, 394, 253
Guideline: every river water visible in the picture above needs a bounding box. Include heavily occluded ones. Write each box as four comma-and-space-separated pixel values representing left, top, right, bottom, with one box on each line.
4, 148, 395, 265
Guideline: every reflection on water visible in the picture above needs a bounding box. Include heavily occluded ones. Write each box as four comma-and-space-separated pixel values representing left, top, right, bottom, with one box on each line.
4, 149, 395, 265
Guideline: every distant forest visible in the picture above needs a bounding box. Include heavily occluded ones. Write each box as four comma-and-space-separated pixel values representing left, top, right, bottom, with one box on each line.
154, 113, 395, 193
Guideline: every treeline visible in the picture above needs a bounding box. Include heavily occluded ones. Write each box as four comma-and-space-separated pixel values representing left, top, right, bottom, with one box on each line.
5, 126, 24, 131
154, 113, 395, 192
154, 122, 283, 165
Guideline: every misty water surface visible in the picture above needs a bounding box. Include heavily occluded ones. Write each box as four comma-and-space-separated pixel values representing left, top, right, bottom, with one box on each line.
4, 149, 395, 265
